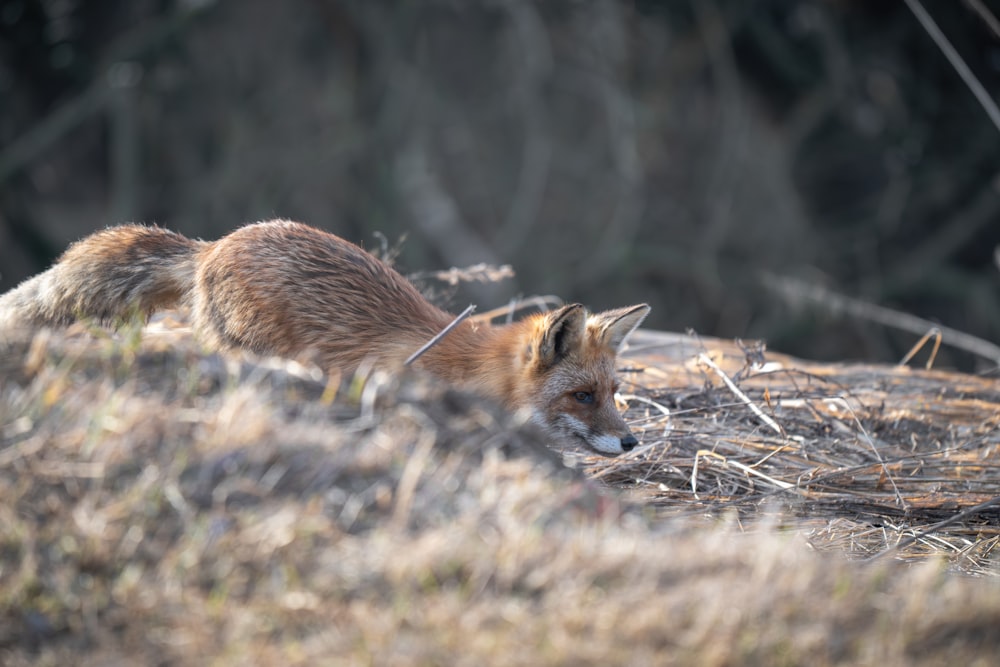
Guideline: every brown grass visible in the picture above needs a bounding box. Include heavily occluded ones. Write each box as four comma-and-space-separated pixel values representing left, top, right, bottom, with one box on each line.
595, 329, 1000, 574
1, 317, 999, 665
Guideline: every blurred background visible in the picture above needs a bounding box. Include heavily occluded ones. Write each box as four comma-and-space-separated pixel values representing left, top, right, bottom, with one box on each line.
1, 0, 999, 369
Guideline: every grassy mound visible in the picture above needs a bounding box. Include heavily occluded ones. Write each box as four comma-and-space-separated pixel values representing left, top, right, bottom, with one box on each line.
1, 323, 999, 665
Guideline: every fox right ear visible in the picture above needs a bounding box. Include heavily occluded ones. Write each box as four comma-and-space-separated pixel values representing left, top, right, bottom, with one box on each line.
591, 303, 650, 351
536, 303, 586, 368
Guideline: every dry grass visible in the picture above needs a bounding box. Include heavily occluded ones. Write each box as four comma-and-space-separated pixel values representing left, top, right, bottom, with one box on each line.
596, 330, 1000, 575
1, 317, 999, 665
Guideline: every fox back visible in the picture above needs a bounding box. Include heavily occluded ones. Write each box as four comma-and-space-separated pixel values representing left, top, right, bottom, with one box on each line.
189, 220, 456, 372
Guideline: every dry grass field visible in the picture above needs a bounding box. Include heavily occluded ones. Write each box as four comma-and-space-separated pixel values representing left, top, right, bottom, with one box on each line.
1, 313, 999, 666
3, 4, 1000, 663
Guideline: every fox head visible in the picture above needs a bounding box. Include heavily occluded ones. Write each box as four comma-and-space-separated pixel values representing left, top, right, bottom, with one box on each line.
522, 303, 650, 455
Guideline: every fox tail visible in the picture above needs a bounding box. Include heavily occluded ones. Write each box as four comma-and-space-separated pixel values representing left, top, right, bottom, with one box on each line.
0, 225, 202, 333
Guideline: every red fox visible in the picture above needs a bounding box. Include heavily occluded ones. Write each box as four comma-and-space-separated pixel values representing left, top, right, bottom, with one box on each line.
0, 220, 649, 454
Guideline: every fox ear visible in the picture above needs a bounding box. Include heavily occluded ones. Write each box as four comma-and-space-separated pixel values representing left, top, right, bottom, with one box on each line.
536, 303, 587, 368
590, 303, 650, 351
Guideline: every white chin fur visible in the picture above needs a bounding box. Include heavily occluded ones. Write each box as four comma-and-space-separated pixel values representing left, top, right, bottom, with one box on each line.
565, 415, 623, 454
587, 433, 624, 455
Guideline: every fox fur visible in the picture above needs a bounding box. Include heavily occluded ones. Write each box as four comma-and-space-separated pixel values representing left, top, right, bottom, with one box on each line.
0, 220, 650, 454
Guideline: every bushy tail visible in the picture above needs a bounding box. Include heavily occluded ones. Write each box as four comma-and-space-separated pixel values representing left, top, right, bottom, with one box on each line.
0, 225, 203, 333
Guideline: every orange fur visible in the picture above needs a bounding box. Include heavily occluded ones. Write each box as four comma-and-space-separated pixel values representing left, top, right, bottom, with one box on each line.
0, 220, 649, 453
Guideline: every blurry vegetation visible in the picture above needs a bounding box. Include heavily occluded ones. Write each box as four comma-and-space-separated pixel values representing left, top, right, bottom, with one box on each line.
1, 325, 1000, 664
1, 0, 1000, 368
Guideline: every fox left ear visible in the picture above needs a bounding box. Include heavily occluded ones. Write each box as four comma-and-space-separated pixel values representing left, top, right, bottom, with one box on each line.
536, 303, 587, 368
590, 303, 650, 351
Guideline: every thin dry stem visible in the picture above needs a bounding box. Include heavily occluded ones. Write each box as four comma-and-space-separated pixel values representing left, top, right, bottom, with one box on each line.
404, 304, 477, 367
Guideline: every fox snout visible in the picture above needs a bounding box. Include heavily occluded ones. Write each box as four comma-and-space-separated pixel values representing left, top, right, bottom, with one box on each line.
583, 422, 641, 455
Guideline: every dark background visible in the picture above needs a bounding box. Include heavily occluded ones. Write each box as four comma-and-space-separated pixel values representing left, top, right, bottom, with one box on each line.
1, 0, 999, 370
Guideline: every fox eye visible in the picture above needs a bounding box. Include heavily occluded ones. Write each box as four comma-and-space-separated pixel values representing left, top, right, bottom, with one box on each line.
573, 391, 594, 404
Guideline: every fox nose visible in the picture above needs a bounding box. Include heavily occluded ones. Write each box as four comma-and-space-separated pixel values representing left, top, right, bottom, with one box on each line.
621, 433, 638, 452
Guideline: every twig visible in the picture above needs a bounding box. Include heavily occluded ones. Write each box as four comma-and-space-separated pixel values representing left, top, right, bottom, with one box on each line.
904, 0, 1000, 135
965, 0, 1000, 39
828, 397, 907, 510
404, 304, 476, 366
867, 494, 1000, 561
618, 393, 671, 419
691, 450, 798, 499
897, 327, 942, 369
762, 273, 1000, 366
619, 393, 672, 442
408, 264, 514, 286
697, 352, 784, 436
